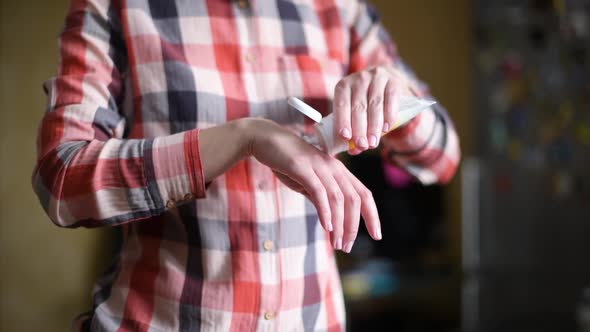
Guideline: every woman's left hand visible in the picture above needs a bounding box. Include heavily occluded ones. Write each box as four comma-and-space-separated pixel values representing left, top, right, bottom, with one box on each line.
332, 66, 414, 155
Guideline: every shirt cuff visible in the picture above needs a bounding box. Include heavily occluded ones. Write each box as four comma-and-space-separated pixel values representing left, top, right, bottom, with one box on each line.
184, 129, 206, 198
144, 129, 206, 212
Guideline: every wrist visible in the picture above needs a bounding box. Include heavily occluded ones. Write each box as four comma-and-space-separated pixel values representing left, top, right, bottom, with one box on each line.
199, 117, 267, 183
232, 117, 266, 158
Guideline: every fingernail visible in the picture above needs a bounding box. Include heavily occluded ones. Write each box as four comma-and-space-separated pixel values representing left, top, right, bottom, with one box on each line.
368, 135, 378, 147
343, 241, 354, 253
326, 221, 333, 232
334, 238, 342, 250
382, 122, 390, 133
356, 137, 367, 149
339, 128, 351, 139
375, 228, 382, 240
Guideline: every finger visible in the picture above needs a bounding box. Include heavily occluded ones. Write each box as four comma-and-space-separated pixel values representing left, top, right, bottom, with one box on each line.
288, 163, 333, 233
334, 79, 352, 140
333, 169, 361, 253
313, 163, 345, 249
347, 171, 381, 240
383, 79, 400, 134
350, 72, 371, 151
347, 149, 363, 156
346, 138, 364, 155
367, 69, 388, 148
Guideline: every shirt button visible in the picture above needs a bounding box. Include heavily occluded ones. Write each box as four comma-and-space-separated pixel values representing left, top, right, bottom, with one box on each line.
245, 53, 255, 63
166, 199, 176, 209
183, 193, 195, 201
263, 240, 274, 251
236, 0, 249, 9
257, 181, 267, 190
264, 310, 275, 320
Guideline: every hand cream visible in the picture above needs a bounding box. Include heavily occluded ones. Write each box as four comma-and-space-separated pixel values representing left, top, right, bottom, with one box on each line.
288, 96, 436, 155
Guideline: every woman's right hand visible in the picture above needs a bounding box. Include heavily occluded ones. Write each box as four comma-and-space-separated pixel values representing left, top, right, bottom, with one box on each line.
245, 118, 382, 253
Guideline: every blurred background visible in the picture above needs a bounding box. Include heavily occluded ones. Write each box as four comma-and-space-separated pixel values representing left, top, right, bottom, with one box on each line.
1, 0, 589, 331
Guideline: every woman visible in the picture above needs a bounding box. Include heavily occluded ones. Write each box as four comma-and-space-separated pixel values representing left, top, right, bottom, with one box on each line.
32, 0, 460, 330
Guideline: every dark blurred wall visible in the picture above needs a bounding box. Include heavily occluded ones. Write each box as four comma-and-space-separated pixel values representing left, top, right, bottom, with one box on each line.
0, 1, 111, 331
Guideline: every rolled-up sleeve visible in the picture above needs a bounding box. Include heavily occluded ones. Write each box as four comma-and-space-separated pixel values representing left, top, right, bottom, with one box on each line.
31, 0, 205, 228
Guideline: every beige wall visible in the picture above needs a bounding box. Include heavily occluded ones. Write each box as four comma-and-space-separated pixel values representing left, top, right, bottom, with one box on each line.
0, 1, 472, 331
1, 1, 111, 331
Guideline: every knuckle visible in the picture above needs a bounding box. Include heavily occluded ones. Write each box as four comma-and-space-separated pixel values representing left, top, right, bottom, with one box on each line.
335, 80, 349, 93
369, 95, 383, 108
310, 154, 325, 164
323, 155, 339, 167
369, 67, 386, 78
335, 97, 348, 108
375, 66, 387, 76
329, 158, 344, 170
351, 101, 367, 114
289, 157, 306, 172
360, 70, 372, 81
360, 188, 373, 201
328, 190, 344, 204
385, 80, 396, 94
345, 191, 360, 205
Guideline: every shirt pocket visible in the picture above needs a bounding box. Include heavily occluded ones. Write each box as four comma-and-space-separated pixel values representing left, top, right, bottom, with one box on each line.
278, 54, 345, 118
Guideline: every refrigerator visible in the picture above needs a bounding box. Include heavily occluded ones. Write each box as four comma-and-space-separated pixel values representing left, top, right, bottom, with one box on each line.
463, 1, 590, 331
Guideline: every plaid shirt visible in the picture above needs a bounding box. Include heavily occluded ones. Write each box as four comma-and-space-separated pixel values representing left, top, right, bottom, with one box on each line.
32, 0, 460, 331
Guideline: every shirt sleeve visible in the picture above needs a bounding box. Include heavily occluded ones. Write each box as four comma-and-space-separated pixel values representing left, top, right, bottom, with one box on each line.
31, 0, 206, 228
345, 0, 461, 185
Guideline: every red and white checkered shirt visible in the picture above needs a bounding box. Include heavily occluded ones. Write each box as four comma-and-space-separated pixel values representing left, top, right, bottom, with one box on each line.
32, 0, 460, 331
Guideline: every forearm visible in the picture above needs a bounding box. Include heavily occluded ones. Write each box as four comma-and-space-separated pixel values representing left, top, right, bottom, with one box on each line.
199, 118, 254, 183
33, 115, 258, 228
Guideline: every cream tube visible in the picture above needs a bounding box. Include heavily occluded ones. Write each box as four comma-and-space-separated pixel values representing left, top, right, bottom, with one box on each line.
288, 96, 436, 155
